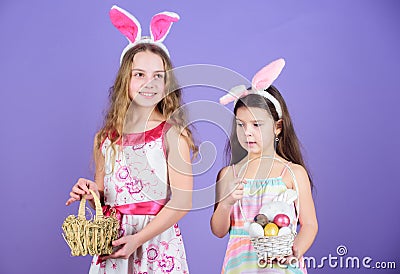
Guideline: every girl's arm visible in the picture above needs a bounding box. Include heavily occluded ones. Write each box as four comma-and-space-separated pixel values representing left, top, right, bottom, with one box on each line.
65, 134, 105, 207
102, 127, 193, 260
290, 164, 318, 259
210, 167, 244, 238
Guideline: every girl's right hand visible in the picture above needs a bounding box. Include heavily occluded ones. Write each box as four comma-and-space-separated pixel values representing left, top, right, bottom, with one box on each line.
65, 178, 100, 206
221, 177, 246, 206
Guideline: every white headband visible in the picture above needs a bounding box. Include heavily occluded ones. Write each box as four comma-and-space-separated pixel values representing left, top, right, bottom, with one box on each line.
109, 5, 180, 63
219, 58, 285, 118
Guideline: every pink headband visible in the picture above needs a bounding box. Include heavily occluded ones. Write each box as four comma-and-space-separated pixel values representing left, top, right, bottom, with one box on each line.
109, 5, 180, 63
219, 58, 285, 118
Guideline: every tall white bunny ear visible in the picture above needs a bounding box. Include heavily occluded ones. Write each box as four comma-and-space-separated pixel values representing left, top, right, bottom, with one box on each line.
150, 12, 180, 43
110, 5, 142, 43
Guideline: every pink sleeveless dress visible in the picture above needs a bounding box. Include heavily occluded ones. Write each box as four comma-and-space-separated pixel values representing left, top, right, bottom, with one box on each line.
89, 121, 189, 274
221, 164, 307, 274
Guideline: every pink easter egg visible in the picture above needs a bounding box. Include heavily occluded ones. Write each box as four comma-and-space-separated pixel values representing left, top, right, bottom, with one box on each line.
273, 214, 290, 228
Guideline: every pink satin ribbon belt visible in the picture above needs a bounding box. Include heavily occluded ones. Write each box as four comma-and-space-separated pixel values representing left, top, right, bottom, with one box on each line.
102, 199, 167, 221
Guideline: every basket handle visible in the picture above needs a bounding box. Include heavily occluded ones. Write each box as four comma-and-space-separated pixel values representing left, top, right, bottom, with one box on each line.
282, 162, 300, 233
78, 189, 103, 219
237, 156, 300, 233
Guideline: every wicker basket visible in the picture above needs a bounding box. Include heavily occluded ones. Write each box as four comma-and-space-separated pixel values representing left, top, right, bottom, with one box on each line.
251, 232, 296, 267
237, 156, 300, 267
62, 189, 119, 256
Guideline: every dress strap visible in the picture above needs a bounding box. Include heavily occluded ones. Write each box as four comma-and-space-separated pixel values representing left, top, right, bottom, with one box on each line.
280, 161, 292, 177
232, 164, 238, 178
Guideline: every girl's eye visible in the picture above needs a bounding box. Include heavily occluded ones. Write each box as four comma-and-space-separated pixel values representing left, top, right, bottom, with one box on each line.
133, 72, 145, 78
254, 123, 262, 127
237, 123, 244, 127
154, 73, 165, 79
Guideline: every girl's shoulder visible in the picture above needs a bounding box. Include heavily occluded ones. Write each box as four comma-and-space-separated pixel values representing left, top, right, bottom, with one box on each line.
164, 122, 196, 150
163, 123, 192, 155
286, 163, 308, 179
163, 121, 190, 137
217, 165, 235, 183
281, 162, 310, 190
164, 122, 186, 142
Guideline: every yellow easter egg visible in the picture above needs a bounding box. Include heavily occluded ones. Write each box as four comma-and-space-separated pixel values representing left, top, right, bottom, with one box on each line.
264, 223, 279, 236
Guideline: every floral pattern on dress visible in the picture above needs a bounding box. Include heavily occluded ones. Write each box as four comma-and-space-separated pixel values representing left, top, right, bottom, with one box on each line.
89, 122, 189, 274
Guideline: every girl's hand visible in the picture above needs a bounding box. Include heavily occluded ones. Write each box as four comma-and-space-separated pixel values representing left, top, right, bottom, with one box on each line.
220, 177, 246, 206
100, 235, 140, 260
65, 178, 100, 206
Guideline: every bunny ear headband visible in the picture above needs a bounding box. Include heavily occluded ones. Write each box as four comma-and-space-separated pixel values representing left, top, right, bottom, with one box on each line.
109, 5, 180, 64
219, 58, 285, 118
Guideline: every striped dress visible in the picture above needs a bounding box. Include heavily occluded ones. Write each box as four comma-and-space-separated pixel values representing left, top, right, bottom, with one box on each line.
221, 165, 307, 274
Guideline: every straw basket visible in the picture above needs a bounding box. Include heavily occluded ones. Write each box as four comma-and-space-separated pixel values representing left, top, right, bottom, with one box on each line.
62, 189, 119, 256
237, 156, 300, 267
250, 232, 296, 267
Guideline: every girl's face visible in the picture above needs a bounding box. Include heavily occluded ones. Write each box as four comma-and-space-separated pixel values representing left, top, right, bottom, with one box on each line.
235, 106, 279, 156
129, 50, 166, 108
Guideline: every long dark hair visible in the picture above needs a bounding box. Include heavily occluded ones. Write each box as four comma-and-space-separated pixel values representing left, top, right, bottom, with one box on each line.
225, 85, 314, 189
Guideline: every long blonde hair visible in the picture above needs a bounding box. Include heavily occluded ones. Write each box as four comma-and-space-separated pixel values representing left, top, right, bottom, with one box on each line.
96, 43, 197, 157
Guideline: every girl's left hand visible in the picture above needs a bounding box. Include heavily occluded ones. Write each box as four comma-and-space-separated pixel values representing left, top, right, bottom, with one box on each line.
100, 235, 141, 260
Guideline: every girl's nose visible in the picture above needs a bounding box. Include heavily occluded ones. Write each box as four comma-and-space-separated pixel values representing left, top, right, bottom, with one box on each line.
244, 126, 253, 136
144, 77, 155, 89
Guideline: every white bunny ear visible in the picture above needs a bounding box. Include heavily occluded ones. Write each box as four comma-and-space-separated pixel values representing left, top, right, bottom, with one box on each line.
110, 5, 142, 43
150, 11, 180, 43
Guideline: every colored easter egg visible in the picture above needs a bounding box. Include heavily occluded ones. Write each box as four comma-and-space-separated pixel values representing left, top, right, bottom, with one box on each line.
264, 223, 279, 236
273, 214, 290, 228
278, 226, 292, 236
248, 222, 265, 238
254, 214, 269, 227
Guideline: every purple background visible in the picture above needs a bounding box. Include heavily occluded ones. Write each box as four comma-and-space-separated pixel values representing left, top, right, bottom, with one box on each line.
1, 0, 399, 273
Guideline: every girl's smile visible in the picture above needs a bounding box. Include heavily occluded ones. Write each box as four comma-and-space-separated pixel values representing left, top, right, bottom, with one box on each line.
138, 90, 158, 98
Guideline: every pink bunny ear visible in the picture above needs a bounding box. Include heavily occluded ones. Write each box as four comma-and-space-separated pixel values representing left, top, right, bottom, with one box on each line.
219, 85, 248, 105
251, 58, 286, 90
110, 5, 142, 43
150, 12, 180, 42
